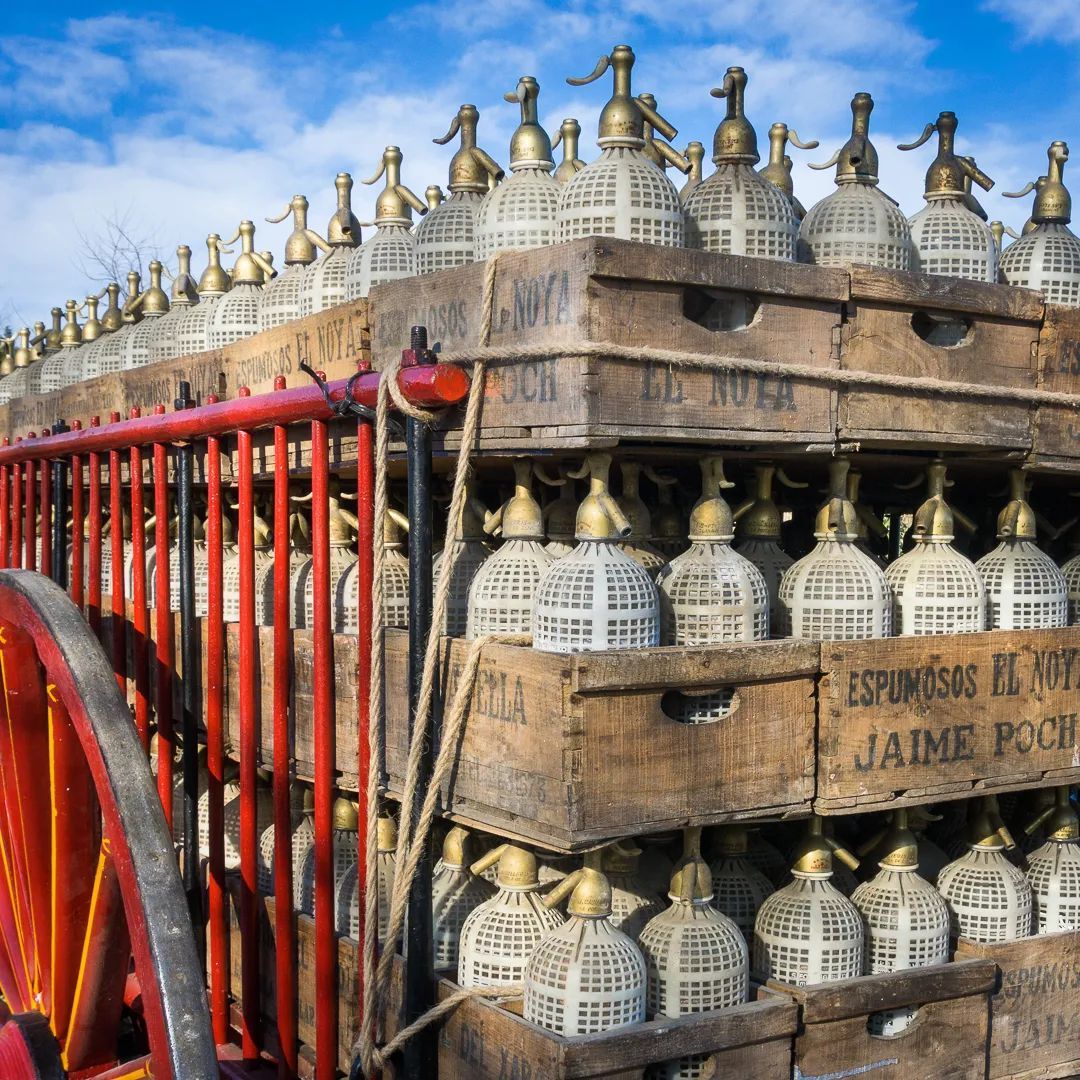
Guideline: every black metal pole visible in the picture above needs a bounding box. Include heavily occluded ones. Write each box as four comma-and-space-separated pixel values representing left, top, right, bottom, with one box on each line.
51, 421, 68, 589
175, 382, 204, 959
403, 326, 437, 1080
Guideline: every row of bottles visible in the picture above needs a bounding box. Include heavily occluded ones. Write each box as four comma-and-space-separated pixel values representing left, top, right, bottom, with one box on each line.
10, 47, 1080, 401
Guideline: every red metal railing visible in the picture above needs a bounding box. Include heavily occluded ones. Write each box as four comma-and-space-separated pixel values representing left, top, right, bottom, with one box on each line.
0, 360, 468, 1077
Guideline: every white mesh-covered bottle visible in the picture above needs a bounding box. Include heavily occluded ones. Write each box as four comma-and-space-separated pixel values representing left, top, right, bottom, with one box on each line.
558, 45, 684, 247
290, 482, 359, 631
81, 271, 143, 380
206, 221, 271, 349
346, 147, 425, 299
734, 464, 796, 633
48, 293, 104, 390
416, 105, 503, 275
116, 263, 172, 370
778, 457, 892, 640
900, 111, 997, 282
525, 865, 646, 1036
937, 799, 1033, 943
886, 461, 986, 634
533, 452, 660, 652
172, 235, 232, 357
601, 842, 665, 942
1025, 787, 1080, 933
1061, 540, 1080, 623
976, 470, 1068, 629
709, 825, 775, 942
852, 811, 950, 974
196, 767, 274, 871
71, 284, 123, 379
434, 487, 492, 638
616, 462, 667, 573
476, 76, 560, 258
368, 508, 410, 629
459, 845, 565, 988
298, 797, 358, 922
298, 172, 361, 316
657, 455, 768, 648
685, 66, 798, 259
31, 300, 80, 394
260, 195, 318, 329
552, 118, 586, 187
337, 813, 397, 944
222, 496, 275, 625
639, 831, 748, 1079
753, 818, 864, 985
679, 141, 704, 206
1001, 141, 1080, 306
467, 460, 554, 637
257, 784, 314, 899
432, 827, 495, 969
0, 329, 37, 405
800, 93, 912, 270
148, 245, 199, 362
759, 122, 815, 221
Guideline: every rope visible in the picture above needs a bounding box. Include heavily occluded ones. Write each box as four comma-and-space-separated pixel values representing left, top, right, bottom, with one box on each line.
431, 339, 1080, 411
357, 255, 501, 1077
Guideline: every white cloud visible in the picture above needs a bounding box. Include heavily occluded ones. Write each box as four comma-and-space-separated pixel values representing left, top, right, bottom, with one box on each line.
982, 0, 1080, 42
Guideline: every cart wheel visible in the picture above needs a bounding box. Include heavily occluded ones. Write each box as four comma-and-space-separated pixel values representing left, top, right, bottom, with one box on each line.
0, 571, 218, 1079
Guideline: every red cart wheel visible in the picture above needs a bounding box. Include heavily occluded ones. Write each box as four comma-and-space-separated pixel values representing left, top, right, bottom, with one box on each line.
0, 571, 218, 1079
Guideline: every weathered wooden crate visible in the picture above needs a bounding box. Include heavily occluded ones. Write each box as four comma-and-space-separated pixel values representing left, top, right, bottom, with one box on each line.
957, 928, 1080, 1079
370, 237, 845, 451
383, 631, 817, 851
1034, 303, 1080, 464
815, 628, 1080, 814
762, 958, 996, 1080
838, 265, 1043, 451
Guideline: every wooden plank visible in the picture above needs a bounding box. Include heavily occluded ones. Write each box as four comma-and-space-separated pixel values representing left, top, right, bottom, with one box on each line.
765, 960, 995, 1080
816, 628, 1080, 812
849, 263, 1044, 320
769, 958, 996, 1023
957, 928, 1080, 1079
1034, 303, 1080, 461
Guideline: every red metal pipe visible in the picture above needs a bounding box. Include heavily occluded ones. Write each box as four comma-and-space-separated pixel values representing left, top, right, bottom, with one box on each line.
109, 413, 126, 695
129, 409, 150, 751
271, 378, 298, 1079
87, 420, 102, 637
24, 451, 36, 572
151, 413, 173, 828
236, 390, 261, 1062
205, 412, 228, 1047
39, 450, 51, 576
355, 414, 374, 1033
310, 414, 336, 1080
0, 443, 9, 570
12, 455, 24, 570
0, 366, 469, 465
70, 428, 84, 611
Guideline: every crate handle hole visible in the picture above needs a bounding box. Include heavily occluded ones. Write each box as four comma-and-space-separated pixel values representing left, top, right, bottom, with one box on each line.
660, 688, 739, 725
682, 287, 762, 333
910, 310, 973, 348
867, 1004, 923, 1039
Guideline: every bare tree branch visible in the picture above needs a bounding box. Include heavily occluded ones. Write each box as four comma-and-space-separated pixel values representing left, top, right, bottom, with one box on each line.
71, 205, 176, 295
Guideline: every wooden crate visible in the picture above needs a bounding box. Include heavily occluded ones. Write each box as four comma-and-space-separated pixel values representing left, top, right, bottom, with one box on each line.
1034, 303, 1080, 463
816, 627, 1080, 814
957, 929, 1080, 1079
370, 237, 845, 451
838, 265, 1043, 451
762, 958, 996, 1080
383, 631, 817, 851
0, 298, 370, 444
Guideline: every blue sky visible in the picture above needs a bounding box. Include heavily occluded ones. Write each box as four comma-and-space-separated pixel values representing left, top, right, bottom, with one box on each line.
1, 0, 1078, 328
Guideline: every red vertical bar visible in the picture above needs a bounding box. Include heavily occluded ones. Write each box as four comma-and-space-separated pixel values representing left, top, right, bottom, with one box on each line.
205, 403, 228, 1046
88, 417, 103, 637
39, 449, 51, 575
0, 439, 10, 570
272, 380, 298, 1079
310, 416, 336, 1080
129, 408, 150, 751
355, 413, 374, 1033
23, 439, 36, 572
236, 388, 261, 1062
12, 446, 23, 570
71, 423, 84, 610
152, 410, 173, 827
108, 412, 126, 694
